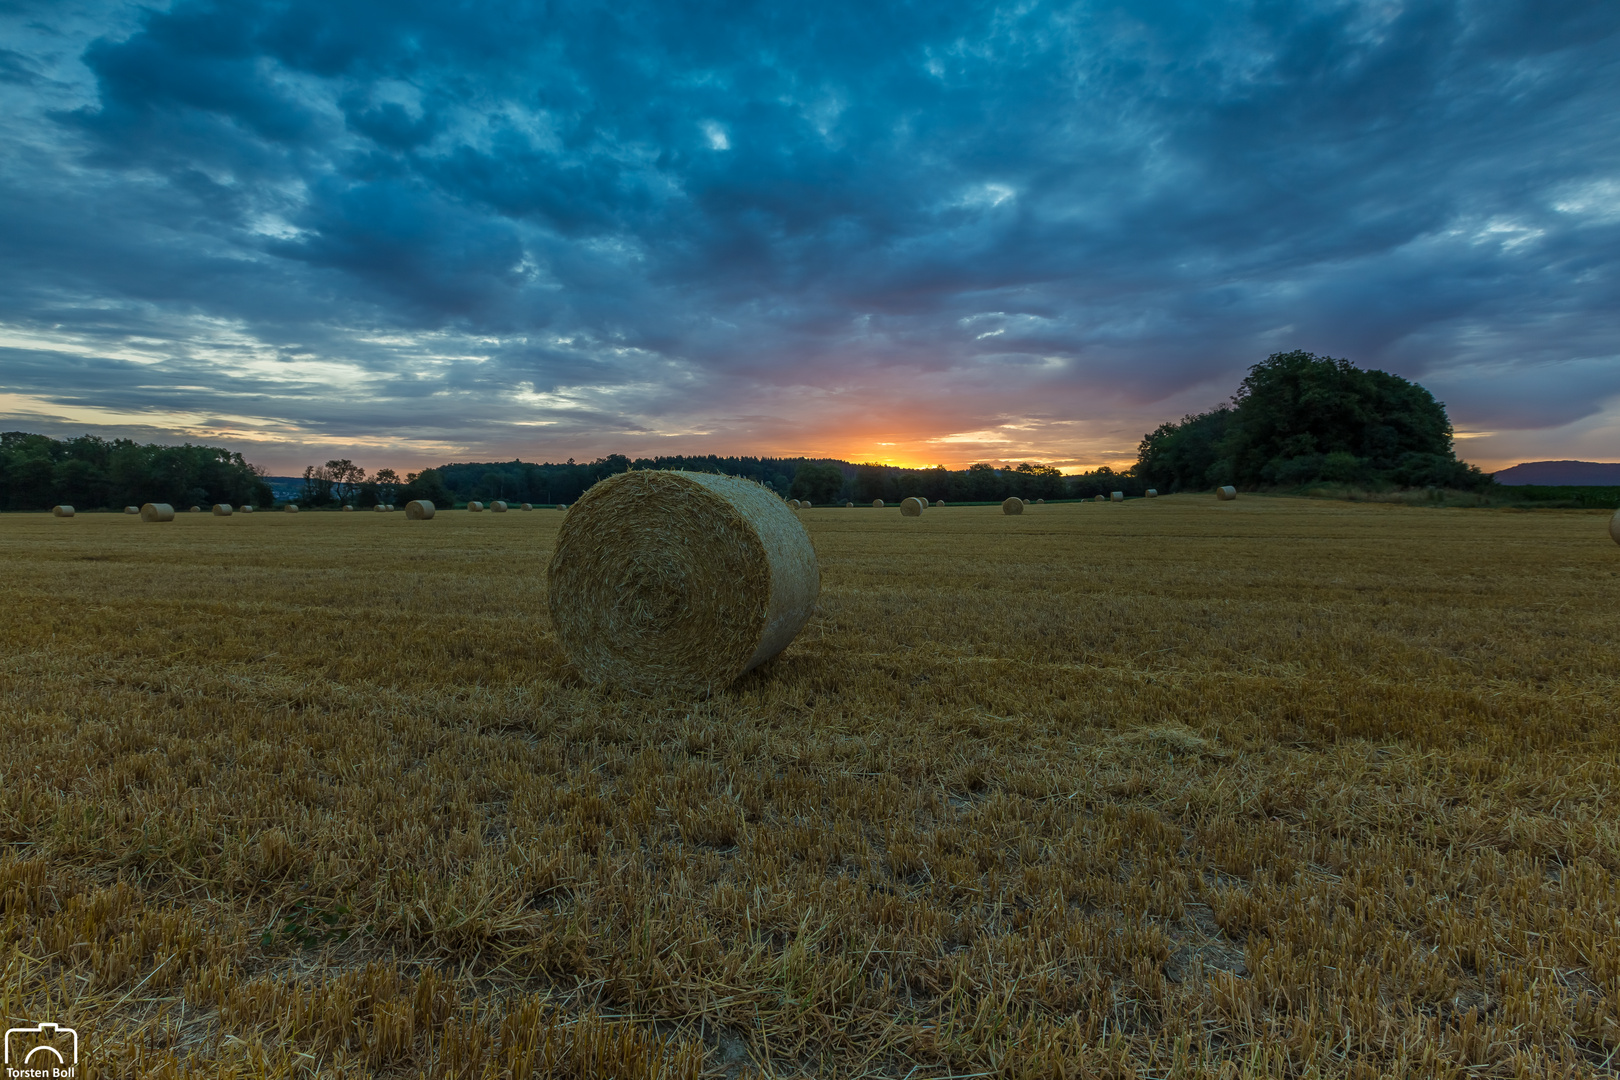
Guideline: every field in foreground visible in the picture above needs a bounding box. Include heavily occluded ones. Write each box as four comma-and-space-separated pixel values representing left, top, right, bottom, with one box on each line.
1, 497, 1617, 1079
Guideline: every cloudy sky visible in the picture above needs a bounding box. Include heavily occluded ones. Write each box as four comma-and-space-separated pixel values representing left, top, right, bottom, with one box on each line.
0, 0, 1616, 474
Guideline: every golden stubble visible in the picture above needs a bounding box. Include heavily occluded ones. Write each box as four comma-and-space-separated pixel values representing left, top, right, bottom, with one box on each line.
0, 497, 1616, 1078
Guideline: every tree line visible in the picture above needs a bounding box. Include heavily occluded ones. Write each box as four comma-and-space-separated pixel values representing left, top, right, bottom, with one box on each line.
0, 432, 271, 511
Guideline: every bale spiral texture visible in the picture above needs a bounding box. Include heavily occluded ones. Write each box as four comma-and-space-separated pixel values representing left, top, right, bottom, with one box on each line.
492, 501, 508, 512
52, 505, 74, 517
900, 497, 924, 516
1002, 497, 1023, 515
1216, 485, 1238, 501
212, 504, 232, 516
140, 503, 175, 522
405, 500, 436, 519
548, 470, 820, 696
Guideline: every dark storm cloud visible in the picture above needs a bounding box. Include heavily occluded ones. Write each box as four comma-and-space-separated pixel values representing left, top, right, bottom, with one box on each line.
0, 0, 1616, 467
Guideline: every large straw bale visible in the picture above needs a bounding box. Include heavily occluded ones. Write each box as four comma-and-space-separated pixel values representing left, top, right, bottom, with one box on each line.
469, 501, 484, 512
284, 505, 299, 513
405, 500, 436, 519
1002, 497, 1023, 515
548, 470, 819, 695
521, 503, 532, 511
140, 502, 175, 522
900, 496, 924, 516
872, 499, 885, 508
1217, 485, 1238, 500
1111, 491, 1124, 502
52, 505, 74, 517
1145, 489, 1158, 498
1610, 508, 1620, 546
124, 506, 139, 514
212, 504, 232, 516
788, 499, 801, 509
492, 500, 508, 512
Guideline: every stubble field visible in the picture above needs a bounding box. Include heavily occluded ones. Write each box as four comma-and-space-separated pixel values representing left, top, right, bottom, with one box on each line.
1, 496, 1617, 1079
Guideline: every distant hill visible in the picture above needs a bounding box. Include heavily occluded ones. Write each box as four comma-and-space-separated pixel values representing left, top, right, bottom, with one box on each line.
1492, 460, 1620, 486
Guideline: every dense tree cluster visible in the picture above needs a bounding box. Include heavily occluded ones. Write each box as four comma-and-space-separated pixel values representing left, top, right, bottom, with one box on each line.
1136, 351, 1492, 492
0, 432, 270, 511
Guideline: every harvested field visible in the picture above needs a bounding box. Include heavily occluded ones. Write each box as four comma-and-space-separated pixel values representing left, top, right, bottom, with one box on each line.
0, 497, 1617, 1078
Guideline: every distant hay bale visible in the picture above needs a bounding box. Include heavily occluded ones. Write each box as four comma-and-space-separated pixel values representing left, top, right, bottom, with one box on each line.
872, 499, 885, 508
52, 505, 74, 517
1217, 485, 1237, 501
468, 501, 484, 512
521, 503, 532, 511
788, 499, 801, 509
1093, 495, 1106, 502
405, 500, 436, 519
800, 500, 812, 508
140, 502, 175, 522
844, 501, 854, 507
548, 470, 819, 695
1036, 498, 1045, 504
211, 504, 232, 516
934, 499, 945, 507
341, 505, 353, 512
241, 505, 255, 513
1111, 491, 1124, 502
900, 496, 925, 516
492, 500, 508, 512
190, 505, 201, 512
284, 504, 299, 513
557, 503, 569, 510
374, 504, 387, 512
1611, 508, 1620, 546
1145, 489, 1158, 498
1002, 497, 1023, 515
124, 506, 139, 514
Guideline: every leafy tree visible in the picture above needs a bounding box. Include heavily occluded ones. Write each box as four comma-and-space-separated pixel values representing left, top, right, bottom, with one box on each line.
398, 468, 455, 509
790, 462, 844, 503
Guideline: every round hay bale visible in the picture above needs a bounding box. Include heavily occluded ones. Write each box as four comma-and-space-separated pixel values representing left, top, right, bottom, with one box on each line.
1145, 489, 1158, 498
1001, 497, 1023, 515
548, 470, 820, 695
844, 501, 854, 507
374, 504, 387, 512
900, 496, 924, 516
211, 504, 232, 516
1111, 491, 1124, 502
1022, 498, 1030, 504
871, 499, 885, 508
241, 505, 255, 513
52, 505, 74, 517
140, 502, 175, 522
190, 505, 202, 512
492, 500, 508, 512
800, 500, 812, 508
1610, 508, 1620, 546
1036, 498, 1045, 504
788, 499, 801, 509
124, 506, 139, 514
1093, 494, 1106, 502
284, 504, 299, 513
521, 502, 533, 511
557, 503, 569, 511
341, 505, 353, 512
1216, 485, 1237, 501
468, 501, 484, 512
405, 500, 436, 519
933, 499, 945, 507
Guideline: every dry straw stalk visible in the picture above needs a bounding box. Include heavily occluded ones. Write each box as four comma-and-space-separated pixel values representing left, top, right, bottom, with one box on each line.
140, 502, 175, 522
548, 470, 819, 696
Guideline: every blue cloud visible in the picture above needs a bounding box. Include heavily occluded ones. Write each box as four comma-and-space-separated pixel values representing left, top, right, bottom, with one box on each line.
0, 0, 1616, 470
